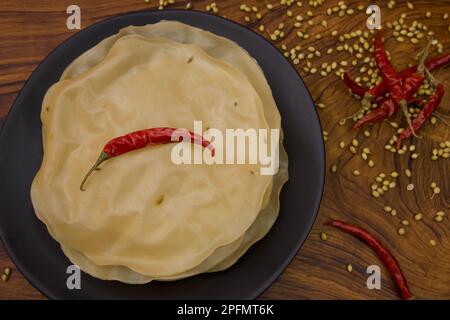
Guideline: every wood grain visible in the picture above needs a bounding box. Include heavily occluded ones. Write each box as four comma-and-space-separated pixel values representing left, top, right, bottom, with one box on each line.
0, 0, 449, 300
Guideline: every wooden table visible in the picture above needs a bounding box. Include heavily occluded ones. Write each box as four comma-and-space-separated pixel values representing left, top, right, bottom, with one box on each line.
0, 0, 449, 300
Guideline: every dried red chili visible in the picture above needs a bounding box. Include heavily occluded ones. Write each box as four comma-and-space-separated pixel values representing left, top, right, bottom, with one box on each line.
80, 127, 215, 190
354, 73, 424, 129
353, 98, 396, 128
374, 31, 419, 136
353, 37, 434, 129
325, 219, 413, 300
343, 52, 450, 102
396, 84, 445, 149
343, 72, 367, 98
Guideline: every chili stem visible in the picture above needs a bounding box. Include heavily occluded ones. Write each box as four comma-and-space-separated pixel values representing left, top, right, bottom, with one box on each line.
340, 92, 374, 124
425, 68, 439, 87
400, 100, 420, 138
417, 38, 433, 74
80, 152, 110, 191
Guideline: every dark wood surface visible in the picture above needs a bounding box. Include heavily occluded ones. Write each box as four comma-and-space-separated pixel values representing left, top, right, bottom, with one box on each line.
0, 0, 449, 300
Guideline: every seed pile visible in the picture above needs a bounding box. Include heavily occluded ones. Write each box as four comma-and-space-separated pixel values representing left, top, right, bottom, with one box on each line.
371, 172, 398, 198
431, 140, 450, 160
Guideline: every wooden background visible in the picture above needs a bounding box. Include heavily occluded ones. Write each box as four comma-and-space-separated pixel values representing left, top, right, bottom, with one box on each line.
0, 0, 449, 299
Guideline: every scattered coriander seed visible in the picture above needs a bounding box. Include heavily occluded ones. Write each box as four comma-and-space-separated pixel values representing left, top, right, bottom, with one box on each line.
4, 267, 11, 276
350, 146, 357, 154
346, 264, 353, 272
436, 211, 445, 217
390, 171, 399, 178
372, 190, 380, 198
435, 215, 444, 222
368, 160, 375, 168
364, 130, 371, 137
384, 206, 392, 213
353, 170, 361, 176
429, 239, 437, 246
402, 219, 410, 226
317, 103, 326, 109
320, 232, 328, 241
431, 182, 437, 188
390, 122, 399, 128
330, 164, 338, 173
352, 139, 359, 147
404, 169, 412, 178
398, 227, 406, 235
431, 187, 441, 198
339, 141, 346, 149
414, 213, 423, 221
406, 183, 415, 191
1, 274, 9, 282
391, 209, 397, 216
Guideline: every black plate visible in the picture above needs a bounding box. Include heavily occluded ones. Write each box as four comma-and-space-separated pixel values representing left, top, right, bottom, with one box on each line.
0, 9, 324, 299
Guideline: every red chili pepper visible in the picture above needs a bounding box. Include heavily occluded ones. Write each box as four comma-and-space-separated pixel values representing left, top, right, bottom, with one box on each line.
353, 32, 429, 131
80, 127, 215, 190
353, 98, 396, 128
396, 84, 445, 149
342, 52, 450, 100
354, 73, 424, 129
343, 72, 367, 98
325, 219, 413, 300
374, 31, 406, 102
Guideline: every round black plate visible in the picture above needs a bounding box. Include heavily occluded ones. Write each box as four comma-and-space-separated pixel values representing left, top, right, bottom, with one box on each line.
0, 9, 324, 299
